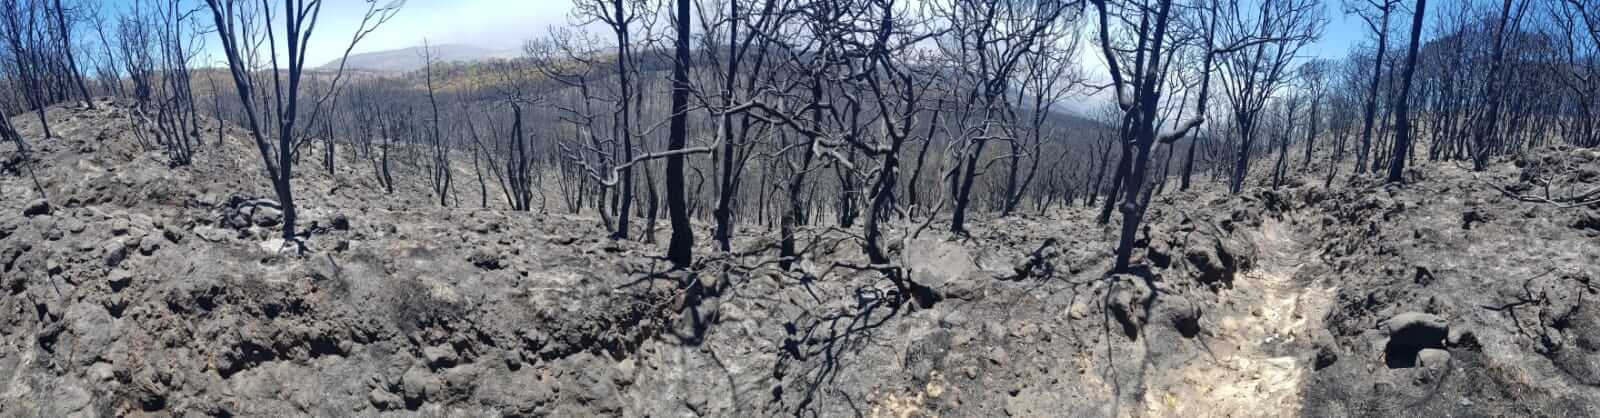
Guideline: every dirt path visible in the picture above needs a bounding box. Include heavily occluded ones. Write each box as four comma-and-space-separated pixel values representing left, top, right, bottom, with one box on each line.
1145, 218, 1336, 417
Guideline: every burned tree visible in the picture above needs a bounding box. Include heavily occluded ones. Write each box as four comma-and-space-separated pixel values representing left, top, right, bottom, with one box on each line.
1385, 0, 1425, 182
202, 0, 399, 246
1344, 0, 1401, 176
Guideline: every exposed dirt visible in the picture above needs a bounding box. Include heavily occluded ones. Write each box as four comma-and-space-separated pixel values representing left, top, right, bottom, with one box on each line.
2, 102, 1597, 417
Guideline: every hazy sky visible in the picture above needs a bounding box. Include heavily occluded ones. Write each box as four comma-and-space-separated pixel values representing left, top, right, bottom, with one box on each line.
281, 0, 1366, 67
112, 0, 1367, 85
291, 0, 575, 65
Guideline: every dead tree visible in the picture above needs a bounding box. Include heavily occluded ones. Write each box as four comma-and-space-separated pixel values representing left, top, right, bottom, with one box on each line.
1549, 0, 1600, 147
202, 0, 398, 246
1345, 0, 1401, 176
700, 0, 784, 252
1003, 19, 1084, 217
1219, 0, 1322, 194
940, 0, 1071, 235
0, 111, 46, 199
1299, 59, 1331, 167
666, 0, 694, 267
47, 0, 90, 107
420, 40, 452, 207
568, 0, 652, 240
1, 0, 55, 138
1095, 0, 1317, 271
1385, 0, 1426, 182
1469, 0, 1526, 170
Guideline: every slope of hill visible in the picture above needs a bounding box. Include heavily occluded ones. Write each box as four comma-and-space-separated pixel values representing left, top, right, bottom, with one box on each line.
320, 44, 520, 73
1, 102, 1596, 417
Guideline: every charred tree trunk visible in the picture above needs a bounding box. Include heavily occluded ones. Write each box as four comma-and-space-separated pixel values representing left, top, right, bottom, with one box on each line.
1387, 0, 1426, 182
665, 0, 694, 268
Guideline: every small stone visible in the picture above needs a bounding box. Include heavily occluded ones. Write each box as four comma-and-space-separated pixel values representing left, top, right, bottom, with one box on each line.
43, 226, 64, 241
986, 347, 1009, 366
253, 206, 283, 227
101, 241, 128, 268
1447, 328, 1478, 349
1417, 348, 1451, 369
1066, 302, 1089, 320
941, 310, 970, 327
330, 214, 351, 231
1314, 344, 1338, 370
368, 388, 403, 411
194, 226, 232, 242
469, 248, 504, 270
138, 234, 163, 255
400, 366, 441, 403
258, 239, 289, 254
162, 225, 185, 244
423, 344, 458, 369
614, 358, 636, 386
106, 270, 133, 290
22, 199, 51, 217
88, 362, 116, 382
65, 219, 87, 234
110, 218, 130, 236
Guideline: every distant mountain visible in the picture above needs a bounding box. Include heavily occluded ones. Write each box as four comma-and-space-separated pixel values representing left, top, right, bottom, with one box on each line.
318, 44, 520, 73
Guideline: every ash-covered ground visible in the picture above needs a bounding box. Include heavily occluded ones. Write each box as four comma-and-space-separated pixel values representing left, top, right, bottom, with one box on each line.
2, 102, 1597, 417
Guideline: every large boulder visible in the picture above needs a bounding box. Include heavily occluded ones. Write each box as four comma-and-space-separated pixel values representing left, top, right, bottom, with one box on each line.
904, 239, 977, 288
1383, 312, 1449, 348
1185, 236, 1241, 286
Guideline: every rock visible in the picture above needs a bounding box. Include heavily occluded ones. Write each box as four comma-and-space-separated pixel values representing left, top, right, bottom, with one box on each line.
330, 214, 352, 231
1384, 312, 1449, 348
1157, 294, 1202, 338
467, 218, 497, 234
110, 218, 130, 236
106, 270, 133, 290
905, 329, 952, 379
423, 344, 459, 369
904, 239, 977, 288
1417, 348, 1451, 369
368, 387, 404, 411
1314, 344, 1339, 370
941, 310, 970, 328
88, 362, 116, 382
469, 248, 504, 270
258, 239, 287, 254
1066, 301, 1090, 320
1447, 328, 1478, 349
400, 366, 442, 405
939, 273, 986, 301
162, 225, 185, 243
64, 302, 116, 366
614, 358, 637, 387
253, 206, 283, 227
138, 234, 163, 255
1185, 236, 1240, 286
101, 240, 128, 268
1107, 275, 1152, 339
194, 225, 232, 242
22, 199, 51, 217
